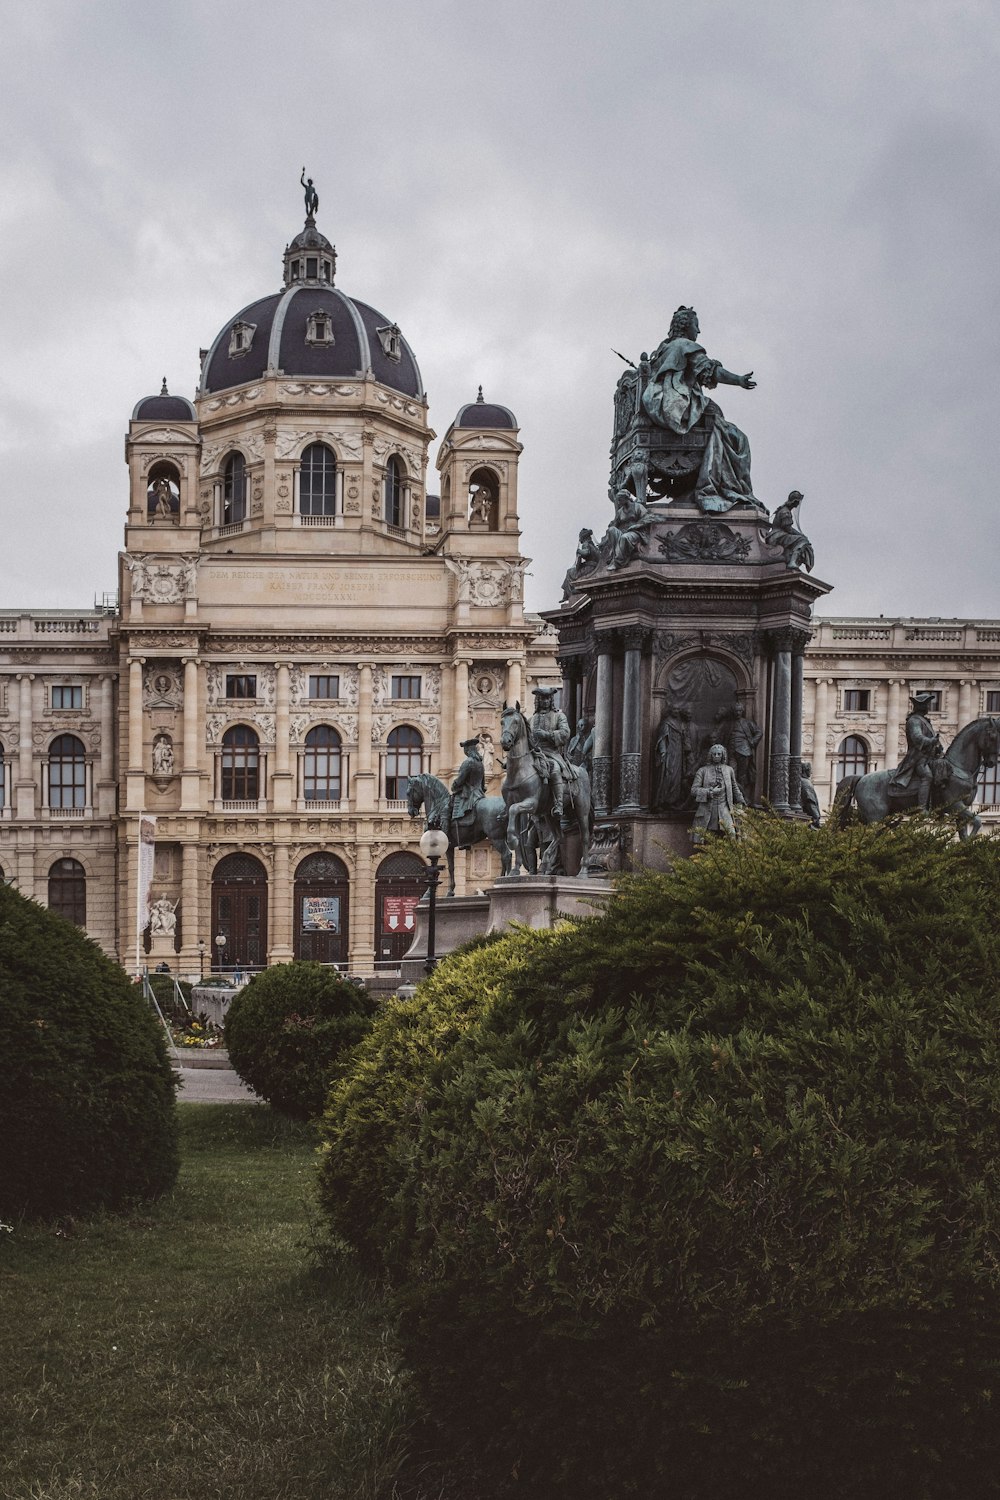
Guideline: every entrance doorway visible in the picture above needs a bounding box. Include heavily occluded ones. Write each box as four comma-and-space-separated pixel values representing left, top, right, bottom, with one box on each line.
211, 852, 268, 971
374, 851, 426, 967
294, 852, 349, 965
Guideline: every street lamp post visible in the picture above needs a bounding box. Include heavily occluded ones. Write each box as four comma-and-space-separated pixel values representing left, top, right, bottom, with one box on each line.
197, 939, 206, 982
419, 827, 450, 976
215, 932, 227, 975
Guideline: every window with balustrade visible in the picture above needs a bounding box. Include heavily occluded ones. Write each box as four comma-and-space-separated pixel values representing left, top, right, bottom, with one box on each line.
299, 442, 337, 516
385, 725, 422, 800
222, 452, 247, 526
48, 734, 87, 809
303, 725, 342, 802
384, 456, 403, 528
221, 725, 260, 801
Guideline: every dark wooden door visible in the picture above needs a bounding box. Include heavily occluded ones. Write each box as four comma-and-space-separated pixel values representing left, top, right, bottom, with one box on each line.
294, 852, 349, 965
211, 853, 268, 970
374, 852, 426, 966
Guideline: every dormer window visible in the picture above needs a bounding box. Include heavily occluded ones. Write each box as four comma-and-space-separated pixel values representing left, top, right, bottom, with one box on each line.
306, 310, 335, 346
229, 320, 257, 357
376, 323, 402, 362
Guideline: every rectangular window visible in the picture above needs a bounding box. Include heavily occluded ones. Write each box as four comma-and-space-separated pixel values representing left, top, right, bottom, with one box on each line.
843, 689, 870, 712
391, 675, 421, 700
987, 690, 1000, 713
225, 674, 256, 700
308, 674, 340, 700
922, 691, 942, 712
52, 685, 83, 710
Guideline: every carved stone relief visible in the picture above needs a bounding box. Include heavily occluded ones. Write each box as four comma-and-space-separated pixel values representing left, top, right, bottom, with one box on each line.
143, 665, 182, 708
127, 555, 198, 604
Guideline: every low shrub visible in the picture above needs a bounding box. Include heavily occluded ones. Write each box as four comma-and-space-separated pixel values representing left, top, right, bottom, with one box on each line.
224, 962, 377, 1119
0, 883, 179, 1220
329, 818, 1000, 1496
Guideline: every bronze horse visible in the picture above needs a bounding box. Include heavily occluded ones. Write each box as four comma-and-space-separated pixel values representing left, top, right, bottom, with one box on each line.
834, 716, 1000, 840
500, 702, 593, 874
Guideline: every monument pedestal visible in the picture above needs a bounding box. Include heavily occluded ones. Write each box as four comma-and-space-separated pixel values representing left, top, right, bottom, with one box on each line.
400, 893, 491, 982
148, 932, 177, 971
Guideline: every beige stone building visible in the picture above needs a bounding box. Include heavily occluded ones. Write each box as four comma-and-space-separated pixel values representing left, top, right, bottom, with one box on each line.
804, 617, 1000, 826
0, 209, 558, 974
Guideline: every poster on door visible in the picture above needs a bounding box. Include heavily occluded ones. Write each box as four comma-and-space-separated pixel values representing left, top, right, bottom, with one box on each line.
382, 894, 419, 933
302, 896, 341, 932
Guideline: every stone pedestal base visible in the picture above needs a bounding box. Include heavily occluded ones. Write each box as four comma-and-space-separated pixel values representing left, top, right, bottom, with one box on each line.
148, 932, 177, 971
486, 874, 612, 933
400, 894, 491, 982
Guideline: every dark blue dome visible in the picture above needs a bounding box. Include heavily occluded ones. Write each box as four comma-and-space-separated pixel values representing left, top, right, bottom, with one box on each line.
454, 390, 517, 429
132, 391, 196, 422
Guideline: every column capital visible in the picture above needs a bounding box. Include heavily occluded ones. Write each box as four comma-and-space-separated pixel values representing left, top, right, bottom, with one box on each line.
15, 672, 35, 682
620, 625, 650, 653
594, 630, 617, 655
765, 626, 810, 656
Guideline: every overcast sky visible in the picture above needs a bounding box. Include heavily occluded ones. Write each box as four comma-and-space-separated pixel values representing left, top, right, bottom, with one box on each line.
1, 0, 998, 620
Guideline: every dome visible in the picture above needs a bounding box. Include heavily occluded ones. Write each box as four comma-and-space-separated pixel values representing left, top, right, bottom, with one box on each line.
454, 387, 517, 429
200, 285, 423, 400
132, 381, 196, 423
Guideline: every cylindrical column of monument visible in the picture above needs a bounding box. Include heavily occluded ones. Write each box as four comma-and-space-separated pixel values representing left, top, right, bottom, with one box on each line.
617, 628, 645, 812
766, 630, 793, 812
558, 656, 577, 729
592, 633, 615, 815
787, 630, 810, 813
812, 677, 830, 810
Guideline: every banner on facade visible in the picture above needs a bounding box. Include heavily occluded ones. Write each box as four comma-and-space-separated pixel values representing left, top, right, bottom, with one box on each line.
302, 895, 341, 932
382, 894, 418, 934
137, 814, 157, 938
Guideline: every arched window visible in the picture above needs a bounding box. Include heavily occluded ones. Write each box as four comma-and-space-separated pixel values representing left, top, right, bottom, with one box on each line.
221, 725, 260, 801
222, 452, 246, 525
468, 466, 499, 530
836, 735, 869, 782
303, 725, 342, 802
384, 456, 403, 529
977, 760, 1000, 808
48, 734, 86, 809
48, 857, 86, 925
385, 725, 422, 800
299, 442, 337, 516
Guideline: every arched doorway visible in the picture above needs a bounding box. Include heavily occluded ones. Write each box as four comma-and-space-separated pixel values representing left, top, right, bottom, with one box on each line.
374, 851, 426, 967
211, 852, 267, 971
294, 852, 349, 965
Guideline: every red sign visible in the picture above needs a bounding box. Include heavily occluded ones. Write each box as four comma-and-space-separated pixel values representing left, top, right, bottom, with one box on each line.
382, 894, 419, 934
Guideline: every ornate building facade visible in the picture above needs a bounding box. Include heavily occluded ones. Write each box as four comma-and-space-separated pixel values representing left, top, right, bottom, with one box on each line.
0, 207, 558, 974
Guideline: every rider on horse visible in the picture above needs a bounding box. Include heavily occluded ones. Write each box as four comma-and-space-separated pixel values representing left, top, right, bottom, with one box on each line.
448, 736, 486, 844
888, 691, 944, 811
529, 686, 574, 820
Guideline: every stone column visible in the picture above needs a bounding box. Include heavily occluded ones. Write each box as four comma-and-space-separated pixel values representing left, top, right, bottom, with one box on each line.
959, 678, 975, 727
617, 628, 645, 812
592, 634, 615, 815
181, 657, 201, 811
886, 677, 903, 769
270, 839, 293, 963
126, 657, 146, 812
179, 841, 201, 977
788, 632, 809, 812
97, 673, 115, 815
15, 673, 36, 819
766, 630, 793, 813
355, 662, 375, 811
558, 655, 579, 729
812, 677, 830, 809
273, 663, 292, 813
506, 657, 523, 709
349, 843, 373, 973
453, 658, 470, 771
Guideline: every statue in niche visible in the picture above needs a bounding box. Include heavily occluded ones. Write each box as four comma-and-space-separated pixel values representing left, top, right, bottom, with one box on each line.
604, 488, 656, 570
763, 490, 815, 572
149, 895, 178, 936
800, 760, 822, 828
640, 305, 764, 513
561, 527, 601, 599
690, 744, 745, 844
151, 734, 174, 777
567, 717, 594, 780
479, 732, 496, 778
469, 483, 495, 527
301, 167, 319, 219
652, 704, 696, 810
149, 476, 174, 521
724, 703, 763, 803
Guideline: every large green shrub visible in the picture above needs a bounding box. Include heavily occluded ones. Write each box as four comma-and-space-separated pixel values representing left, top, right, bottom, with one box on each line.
0, 883, 179, 1220
326, 818, 1000, 1496
224, 962, 377, 1119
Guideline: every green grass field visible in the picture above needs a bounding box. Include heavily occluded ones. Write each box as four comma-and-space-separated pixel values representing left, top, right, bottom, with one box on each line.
0, 1104, 427, 1500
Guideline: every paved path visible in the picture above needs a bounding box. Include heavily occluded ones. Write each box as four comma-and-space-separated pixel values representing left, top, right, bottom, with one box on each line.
175, 1063, 261, 1104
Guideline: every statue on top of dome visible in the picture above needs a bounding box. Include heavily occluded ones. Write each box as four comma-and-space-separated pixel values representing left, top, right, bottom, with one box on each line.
301, 168, 319, 221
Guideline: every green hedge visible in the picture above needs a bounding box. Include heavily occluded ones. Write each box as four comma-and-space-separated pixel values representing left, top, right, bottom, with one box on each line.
0, 884, 179, 1220
322, 818, 1000, 1496
224, 962, 377, 1119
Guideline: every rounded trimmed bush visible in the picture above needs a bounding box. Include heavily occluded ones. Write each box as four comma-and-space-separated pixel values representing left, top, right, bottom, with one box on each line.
0, 883, 179, 1220
325, 818, 1000, 1496
224, 962, 377, 1119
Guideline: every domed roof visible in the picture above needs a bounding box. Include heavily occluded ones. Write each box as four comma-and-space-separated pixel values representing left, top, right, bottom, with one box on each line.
132, 381, 196, 423
454, 387, 517, 429
200, 285, 424, 399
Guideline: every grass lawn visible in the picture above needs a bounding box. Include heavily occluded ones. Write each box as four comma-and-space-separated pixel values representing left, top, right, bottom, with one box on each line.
0, 1103, 426, 1500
